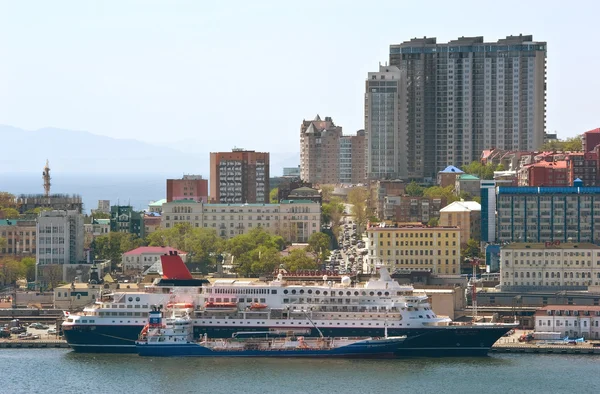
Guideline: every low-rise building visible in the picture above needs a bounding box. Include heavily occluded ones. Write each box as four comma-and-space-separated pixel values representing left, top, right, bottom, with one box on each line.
84, 218, 110, 248
437, 165, 463, 188
500, 242, 600, 291
393, 196, 445, 224
122, 246, 187, 270
148, 199, 167, 214
439, 201, 481, 245
143, 214, 161, 235
366, 224, 461, 275
0, 218, 37, 257
534, 305, 600, 340
110, 206, 145, 238
161, 200, 321, 242
454, 174, 480, 197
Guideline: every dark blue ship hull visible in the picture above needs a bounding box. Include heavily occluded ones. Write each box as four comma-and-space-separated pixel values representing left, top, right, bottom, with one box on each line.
136, 338, 404, 358
64, 323, 513, 357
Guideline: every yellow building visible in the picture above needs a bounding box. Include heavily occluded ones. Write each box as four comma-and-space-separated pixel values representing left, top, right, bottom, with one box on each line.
366, 224, 461, 274
439, 201, 481, 246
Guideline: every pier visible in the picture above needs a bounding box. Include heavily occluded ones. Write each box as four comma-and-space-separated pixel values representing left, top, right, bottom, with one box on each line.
0, 340, 69, 349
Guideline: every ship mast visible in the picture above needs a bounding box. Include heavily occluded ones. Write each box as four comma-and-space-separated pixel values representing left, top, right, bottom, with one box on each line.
43, 159, 51, 197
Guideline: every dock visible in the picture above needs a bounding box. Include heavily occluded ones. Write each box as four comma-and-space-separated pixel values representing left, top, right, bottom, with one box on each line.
0, 340, 69, 349
491, 343, 600, 354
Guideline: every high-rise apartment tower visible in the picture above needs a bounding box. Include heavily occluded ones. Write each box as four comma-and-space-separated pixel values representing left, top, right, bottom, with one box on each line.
210, 150, 270, 203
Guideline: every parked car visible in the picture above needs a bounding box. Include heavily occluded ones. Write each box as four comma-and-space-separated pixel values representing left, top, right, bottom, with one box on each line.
47, 328, 57, 335
17, 332, 33, 339
0, 329, 10, 338
10, 327, 26, 334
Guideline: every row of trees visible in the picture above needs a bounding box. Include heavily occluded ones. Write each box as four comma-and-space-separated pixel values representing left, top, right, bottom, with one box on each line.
0, 256, 36, 286
91, 224, 332, 277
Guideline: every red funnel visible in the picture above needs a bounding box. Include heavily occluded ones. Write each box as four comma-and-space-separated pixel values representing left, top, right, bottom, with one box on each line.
161, 253, 193, 280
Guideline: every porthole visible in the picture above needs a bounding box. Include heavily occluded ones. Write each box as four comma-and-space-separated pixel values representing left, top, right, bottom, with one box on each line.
369, 292, 374, 296
338, 291, 343, 296
299, 290, 304, 294
135, 297, 140, 302
377, 292, 382, 296
323, 291, 328, 296
308, 290, 313, 294
384, 292, 389, 296
283, 290, 288, 294
128, 297, 133, 302
316, 290, 320, 295
291, 290, 296, 295
346, 291, 351, 296
354, 291, 359, 296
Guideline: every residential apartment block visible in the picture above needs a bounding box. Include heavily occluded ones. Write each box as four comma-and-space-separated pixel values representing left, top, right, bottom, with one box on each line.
0, 219, 37, 257
167, 175, 208, 203
365, 65, 408, 180
389, 35, 547, 178
210, 149, 270, 204
161, 200, 321, 243
384, 196, 445, 224
500, 243, 600, 291
366, 224, 461, 274
300, 116, 366, 184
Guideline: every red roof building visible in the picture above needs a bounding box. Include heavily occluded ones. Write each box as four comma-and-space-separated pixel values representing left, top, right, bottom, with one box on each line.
122, 246, 187, 270
583, 128, 600, 153
518, 161, 569, 187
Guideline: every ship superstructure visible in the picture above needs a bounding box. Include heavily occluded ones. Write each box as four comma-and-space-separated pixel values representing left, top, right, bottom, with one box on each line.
63, 253, 514, 356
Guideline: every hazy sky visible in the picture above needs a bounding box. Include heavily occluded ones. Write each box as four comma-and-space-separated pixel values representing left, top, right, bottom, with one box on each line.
1, 0, 598, 154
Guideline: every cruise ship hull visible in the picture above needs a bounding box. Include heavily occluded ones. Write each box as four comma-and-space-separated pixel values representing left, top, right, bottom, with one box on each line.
64, 323, 512, 356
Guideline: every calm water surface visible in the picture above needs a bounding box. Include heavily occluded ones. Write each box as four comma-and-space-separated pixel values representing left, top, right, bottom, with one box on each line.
3, 350, 600, 394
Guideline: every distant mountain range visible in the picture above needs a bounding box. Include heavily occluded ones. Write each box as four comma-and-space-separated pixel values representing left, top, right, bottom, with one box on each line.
0, 125, 299, 175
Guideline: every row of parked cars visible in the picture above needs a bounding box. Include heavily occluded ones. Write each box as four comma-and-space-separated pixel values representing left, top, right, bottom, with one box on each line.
1, 322, 57, 339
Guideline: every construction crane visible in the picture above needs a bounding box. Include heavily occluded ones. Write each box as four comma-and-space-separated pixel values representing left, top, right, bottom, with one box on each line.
42, 159, 51, 197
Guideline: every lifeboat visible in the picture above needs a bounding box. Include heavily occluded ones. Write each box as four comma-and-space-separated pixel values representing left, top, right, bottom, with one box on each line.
167, 302, 194, 309
249, 303, 268, 310
204, 301, 238, 311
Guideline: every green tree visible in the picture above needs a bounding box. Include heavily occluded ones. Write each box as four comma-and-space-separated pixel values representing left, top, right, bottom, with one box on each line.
462, 238, 482, 259
225, 228, 285, 275
405, 181, 424, 197
20, 257, 36, 282
320, 185, 334, 203
93, 232, 145, 270
0, 237, 6, 251
0, 208, 20, 219
249, 245, 281, 275
92, 212, 111, 219
423, 185, 459, 203
427, 217, 439, 226
0, 258, 23, 286
0, 192, 17, 209
348, 187, 368, 236
307, 232, 331, 263
283, 248, 318, 272
541, 135, 582, 152
270, 187, 279, 203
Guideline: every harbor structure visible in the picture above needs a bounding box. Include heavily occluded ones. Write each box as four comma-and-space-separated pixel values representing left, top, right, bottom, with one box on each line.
210, 149, 270, 204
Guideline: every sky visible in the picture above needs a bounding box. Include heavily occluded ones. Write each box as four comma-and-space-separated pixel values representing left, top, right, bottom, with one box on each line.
1, 0, 599, 154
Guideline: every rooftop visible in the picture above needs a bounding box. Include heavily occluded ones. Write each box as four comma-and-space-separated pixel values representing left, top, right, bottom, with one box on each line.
440, 201, 481, 213
123, 246, 187, 256
501, 242, 600, 250
439, 165, 464, 174
149, 199, 167, 207
280, 199, 319, 204
458, 174, 479, 181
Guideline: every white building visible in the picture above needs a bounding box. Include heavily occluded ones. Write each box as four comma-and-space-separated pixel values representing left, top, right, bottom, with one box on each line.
36, 210, 85, 287
161, 200, 321, 243
122, 246, 187, 270
500, 243, 600, 291
534, 305, 600, 340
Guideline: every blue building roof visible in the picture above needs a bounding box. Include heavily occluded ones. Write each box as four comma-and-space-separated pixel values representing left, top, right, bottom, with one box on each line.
498, 185, 600, 195
439, 165, 464, 174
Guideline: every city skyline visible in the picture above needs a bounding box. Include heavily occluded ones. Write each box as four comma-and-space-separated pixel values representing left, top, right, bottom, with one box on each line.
1, 1, 599, 156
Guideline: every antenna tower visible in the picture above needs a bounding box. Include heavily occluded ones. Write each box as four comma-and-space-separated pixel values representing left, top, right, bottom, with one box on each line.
42, 159, 51, 197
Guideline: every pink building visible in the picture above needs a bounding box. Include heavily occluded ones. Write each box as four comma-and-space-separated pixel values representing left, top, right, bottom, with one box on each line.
166, 175, 208, 203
